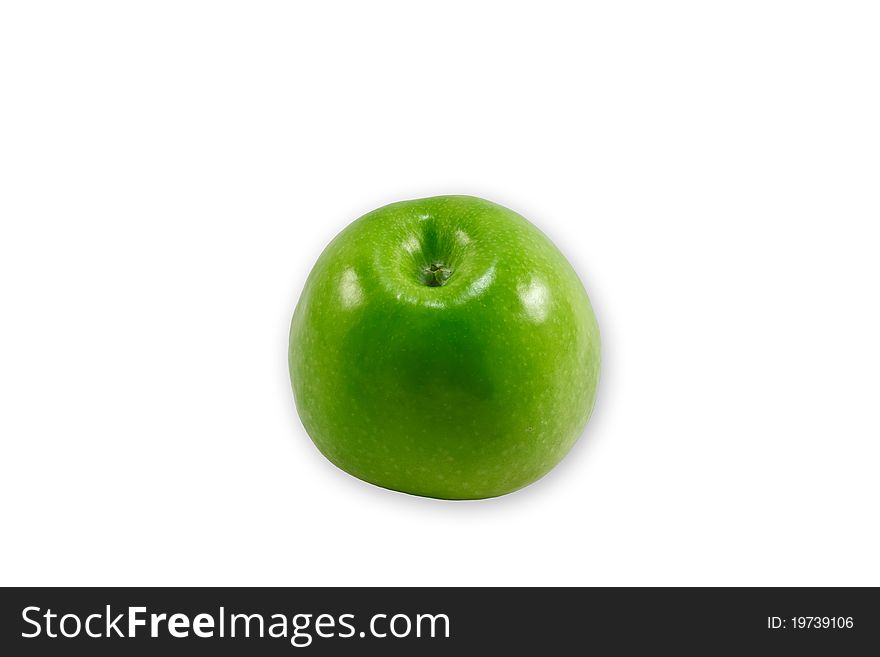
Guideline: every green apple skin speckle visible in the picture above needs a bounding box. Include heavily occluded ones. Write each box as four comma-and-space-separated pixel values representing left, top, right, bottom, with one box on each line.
289, 196, 600, 500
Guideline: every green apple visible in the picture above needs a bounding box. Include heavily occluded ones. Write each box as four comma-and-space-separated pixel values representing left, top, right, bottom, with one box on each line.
289, 195, 600, 499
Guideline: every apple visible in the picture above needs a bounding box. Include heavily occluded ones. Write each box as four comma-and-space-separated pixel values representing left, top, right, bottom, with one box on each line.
289, 195, 600, 499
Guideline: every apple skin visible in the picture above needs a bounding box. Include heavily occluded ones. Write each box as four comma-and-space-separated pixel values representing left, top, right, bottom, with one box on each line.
289, 196, 600, 500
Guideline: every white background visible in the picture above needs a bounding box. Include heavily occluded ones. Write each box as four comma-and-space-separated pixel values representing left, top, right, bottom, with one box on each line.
1, 1, 878, 587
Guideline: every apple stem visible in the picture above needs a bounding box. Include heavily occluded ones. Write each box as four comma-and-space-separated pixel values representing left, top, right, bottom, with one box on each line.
423, 262, 453, 287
